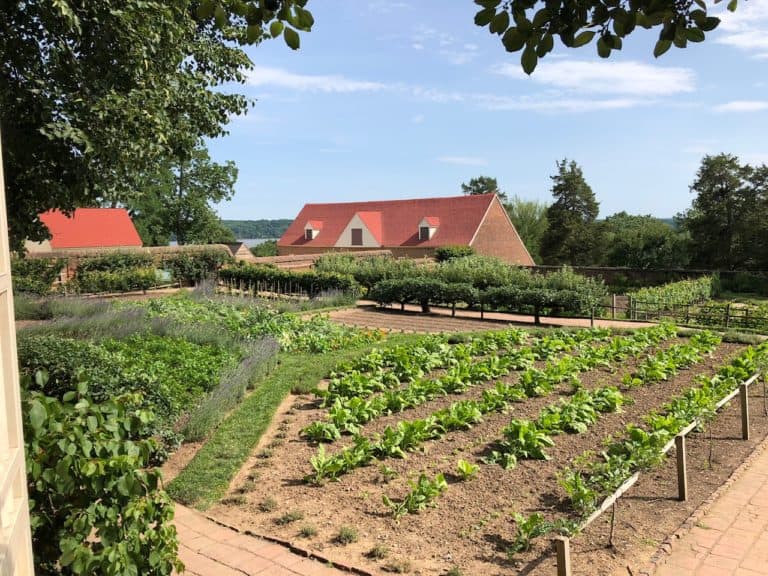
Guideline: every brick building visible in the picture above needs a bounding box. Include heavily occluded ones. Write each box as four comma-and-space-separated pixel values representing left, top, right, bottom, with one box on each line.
277, 194, 534, 265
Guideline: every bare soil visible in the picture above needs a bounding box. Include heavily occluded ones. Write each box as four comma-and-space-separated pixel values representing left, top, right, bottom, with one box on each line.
205, 338, 767, 576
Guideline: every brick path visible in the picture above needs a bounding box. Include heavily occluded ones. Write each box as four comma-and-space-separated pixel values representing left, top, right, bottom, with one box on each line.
174, 505, 346, 576
655, 439, 768, 576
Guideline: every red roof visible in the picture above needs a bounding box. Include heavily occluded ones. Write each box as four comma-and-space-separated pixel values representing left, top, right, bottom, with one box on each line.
422, 216, 440, 227
279, 194, 496, 248
306, 220, 324, 230
40, 208, 143, 249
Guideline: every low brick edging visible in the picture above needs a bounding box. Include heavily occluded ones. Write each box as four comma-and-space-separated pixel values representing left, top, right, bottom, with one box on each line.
199, 512, 375, 576
637, 431, 768, 576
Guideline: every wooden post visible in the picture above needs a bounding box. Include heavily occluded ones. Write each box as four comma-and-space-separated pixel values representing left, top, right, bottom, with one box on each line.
726, 303, 731, 329
676, 434, 688, 501
555, 536, 571, 576
611, 294, 616, 320
740, 383, 750, 440
590, 309, 595, 328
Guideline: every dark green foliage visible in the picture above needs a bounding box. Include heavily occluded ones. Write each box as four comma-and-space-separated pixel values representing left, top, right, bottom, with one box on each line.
11, 258, 64, 295
23, 380, 181, 575
161, 248, 232, 283
220, 263, 359, 297
461, 176, 506, 201
223, 220, 293, 239
505, 196, 549, 264
71, 268, 158, 294
369, 278, 478, 312
541, 159, 601, 266
434, 245, 475, 262
250, 240, 279, 257
77, 253, 153, 273
314, 254, 420, 291
598, 212, 689, 269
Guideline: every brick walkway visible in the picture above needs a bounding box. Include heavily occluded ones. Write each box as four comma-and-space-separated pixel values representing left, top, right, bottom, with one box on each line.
655, 439, 768, 576
174, 505, 346, 576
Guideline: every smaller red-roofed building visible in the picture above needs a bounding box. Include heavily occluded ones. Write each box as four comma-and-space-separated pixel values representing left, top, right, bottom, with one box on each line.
26, 208, 143, 253
278, 194, 534, 265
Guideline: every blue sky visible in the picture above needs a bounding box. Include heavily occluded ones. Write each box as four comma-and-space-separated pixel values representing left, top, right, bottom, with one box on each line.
210, 1, 768, 222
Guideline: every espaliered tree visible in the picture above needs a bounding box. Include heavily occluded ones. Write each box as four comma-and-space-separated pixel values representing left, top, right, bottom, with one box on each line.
540, 159, 601, 266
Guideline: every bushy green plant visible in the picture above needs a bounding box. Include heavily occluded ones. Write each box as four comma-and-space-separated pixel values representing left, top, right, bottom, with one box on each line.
434, 245, 475, 262
23, 378, 181, 575
382, 473, 448, 519
72, 267, 159, 293
314, 254, 419, 290
77, 252, 154, 273
161, 247, 232, 283
456, 458, 479, 480
628, 276, 713, 310
11, 257, 65, 295
220, 263, 359, 298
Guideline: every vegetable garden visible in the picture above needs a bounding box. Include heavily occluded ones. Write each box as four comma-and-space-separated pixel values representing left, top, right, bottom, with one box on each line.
203, 323, 768, 575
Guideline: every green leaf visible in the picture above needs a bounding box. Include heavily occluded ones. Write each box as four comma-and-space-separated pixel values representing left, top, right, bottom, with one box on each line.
475, 8, 495, 27
214, 4, 227, 28
521, 47, 538, 75
727, 0, 738, 12
283, 27, 300, 50
29, 399, 46, 431
295, 7, 315, 29
597, 37, 611, 58
654, 39, 672, 57
270, 21, 284, 38
490, 11, 510, 35
572, 30, 595, 47
532, 8, 551, 28
536, 34, 554, 57
197, 0, 215, 19
685, 27, 706, 42
699, 17, 720, 32
246, 24, 261, 43
502, 28, 526, 52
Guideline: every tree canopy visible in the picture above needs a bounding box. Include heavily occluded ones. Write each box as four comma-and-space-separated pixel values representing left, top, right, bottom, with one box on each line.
598, 212, 688, 269
461, 176, 508, 202
0, 0, 312, 249
540, 159, 600, 265
473, 0, 738, 74
504, 196, 549, 264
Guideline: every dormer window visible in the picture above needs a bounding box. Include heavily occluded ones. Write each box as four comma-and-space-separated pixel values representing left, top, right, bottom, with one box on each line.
418, 217, 439, 241
304, 220, 323, 241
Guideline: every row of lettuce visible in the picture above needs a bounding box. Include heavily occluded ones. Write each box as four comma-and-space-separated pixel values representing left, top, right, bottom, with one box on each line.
18, 294, 382, 574
12, 247, 230, 294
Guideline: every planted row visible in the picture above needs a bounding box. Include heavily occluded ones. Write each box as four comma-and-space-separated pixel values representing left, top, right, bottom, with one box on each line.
484, 386, 626, 469
561, 342, 768, 517
305, 326, 677, 483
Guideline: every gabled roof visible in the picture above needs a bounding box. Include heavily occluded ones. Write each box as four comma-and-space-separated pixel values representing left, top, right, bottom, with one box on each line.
421, 216, 440, 227
279, 194, 496, 248
305, 220, 324, 230
39, 208, 143, 249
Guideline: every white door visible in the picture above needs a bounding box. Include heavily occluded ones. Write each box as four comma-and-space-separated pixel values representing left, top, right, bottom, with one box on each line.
0, 132, 35, 573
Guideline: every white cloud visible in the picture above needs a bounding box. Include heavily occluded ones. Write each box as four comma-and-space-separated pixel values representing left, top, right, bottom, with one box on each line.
717, 3, 768, 58
368, 1, 411, 13
493, 59, 696, 97
437, 156, 488, 166
411, 114, 425, 124
246, 66, 386, 93
714, 100, 768, 112
742, 152, 768, 166
410, 25, 477, 65
475, 94, 649, 113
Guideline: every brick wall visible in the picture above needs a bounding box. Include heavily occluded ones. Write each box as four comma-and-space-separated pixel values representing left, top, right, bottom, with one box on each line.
470, 197, 534, 265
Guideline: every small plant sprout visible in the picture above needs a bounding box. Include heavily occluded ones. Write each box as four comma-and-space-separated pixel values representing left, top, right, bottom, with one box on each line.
257, 497, 277, 512
335, 525, 358, 545
275, 510, 304, 525
456, 459, 479, 480
298, 524, 318, 538
366, 544, 389, 559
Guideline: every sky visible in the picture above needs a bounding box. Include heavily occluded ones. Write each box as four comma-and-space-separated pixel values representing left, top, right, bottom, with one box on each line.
210, 1, 768, 222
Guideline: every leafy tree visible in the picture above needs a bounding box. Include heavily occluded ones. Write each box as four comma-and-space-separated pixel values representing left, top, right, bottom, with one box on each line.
0, 0, 313, 249
129, 147, 237, 246
676, 154, 768, 270
540, 159, 600, 265
461, 176, 507, 202
473, 0, 737, 74
504, 196, 549, 264
597, 212, 688, 269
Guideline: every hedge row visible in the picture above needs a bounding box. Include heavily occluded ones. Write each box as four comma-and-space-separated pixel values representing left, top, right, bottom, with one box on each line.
71, 268, 159, 294
11, 258, 65, 295
628, 276, 713, 309
220, 263, 359, 298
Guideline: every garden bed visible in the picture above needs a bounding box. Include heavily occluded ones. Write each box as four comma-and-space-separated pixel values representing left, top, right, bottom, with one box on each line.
204, 328, 767, 575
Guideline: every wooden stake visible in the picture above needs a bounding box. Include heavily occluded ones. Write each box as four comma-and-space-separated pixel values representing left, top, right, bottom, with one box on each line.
555, 536, 571, 576
740, 383, 750, 440
676, 434, 688, 501
608, 502, 617, 547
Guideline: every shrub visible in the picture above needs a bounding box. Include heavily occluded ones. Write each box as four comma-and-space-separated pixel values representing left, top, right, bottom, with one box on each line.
72, 267, 158, 293
369, 278, 477, 312
628, 277, 713, 310
77, 252, 153, 273
161, 248, 232, 284
220, 263, 359, 298
250, 240, 278, 257
11, 257, 64, 295
314, 254, 419, 290
23, 379, 181, 575
434, 245, 475, 262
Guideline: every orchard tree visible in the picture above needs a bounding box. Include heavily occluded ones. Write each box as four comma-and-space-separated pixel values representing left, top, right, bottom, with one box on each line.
0, 0, 313, 249
540, 159, 600, 265
504, 196, 549, 264
473, 0, 738, 74
461, 176, 508, 201
129, 147, 237, 246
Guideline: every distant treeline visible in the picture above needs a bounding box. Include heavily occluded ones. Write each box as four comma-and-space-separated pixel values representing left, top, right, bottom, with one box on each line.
222, 219, 292, 239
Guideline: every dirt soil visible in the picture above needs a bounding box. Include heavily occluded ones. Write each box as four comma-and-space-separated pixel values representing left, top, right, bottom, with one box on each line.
206, 337, 767, 576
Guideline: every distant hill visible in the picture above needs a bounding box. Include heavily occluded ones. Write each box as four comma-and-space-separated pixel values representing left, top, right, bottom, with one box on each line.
222, 219, 293, 239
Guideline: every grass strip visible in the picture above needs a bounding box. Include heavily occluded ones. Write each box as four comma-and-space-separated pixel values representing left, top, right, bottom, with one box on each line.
166, 333, 424, 509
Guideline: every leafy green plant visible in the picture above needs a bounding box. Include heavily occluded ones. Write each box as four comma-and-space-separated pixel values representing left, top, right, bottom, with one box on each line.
382, 473, 448, 519
275, 510, 304, 525
456, 459, 479, 480
23, 377, 181, 575
298, 525, 318, 538
366, 544, 389, 559
335, 526, 358, 545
